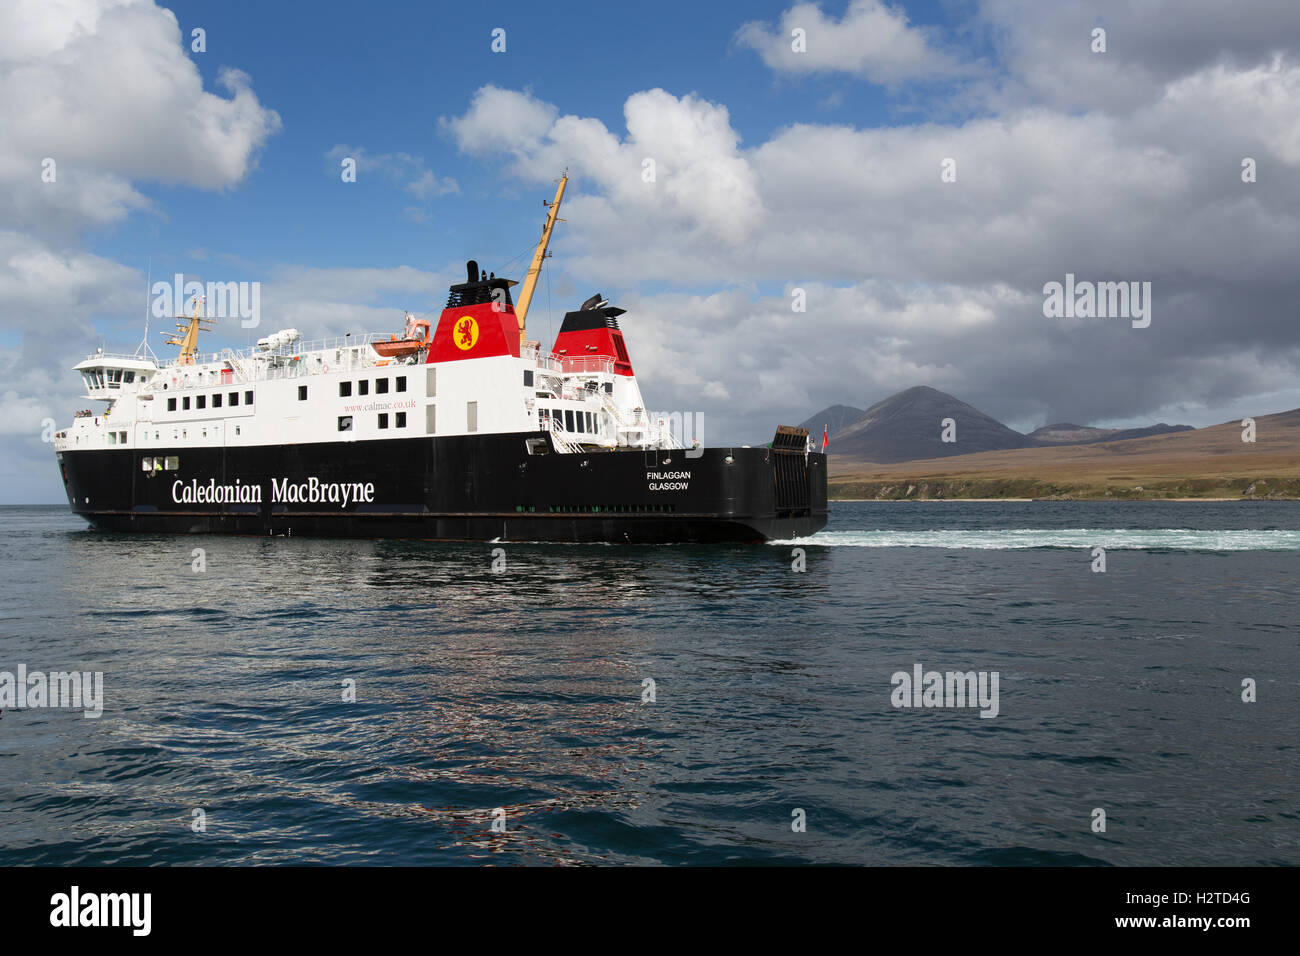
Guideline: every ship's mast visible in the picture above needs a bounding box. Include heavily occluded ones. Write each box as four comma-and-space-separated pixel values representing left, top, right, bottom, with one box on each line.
514, 170, 567, 348
135, 257, 159, 363
163, 297, 215, 365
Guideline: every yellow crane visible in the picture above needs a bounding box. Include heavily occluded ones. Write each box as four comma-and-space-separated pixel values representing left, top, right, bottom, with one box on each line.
513, 170, 567, 348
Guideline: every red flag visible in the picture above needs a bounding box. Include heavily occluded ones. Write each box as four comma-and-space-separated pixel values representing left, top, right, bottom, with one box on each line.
821, 425, 829, 451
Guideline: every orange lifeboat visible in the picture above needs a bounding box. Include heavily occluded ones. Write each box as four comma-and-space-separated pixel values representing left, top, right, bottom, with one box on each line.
372, 314, 431, 358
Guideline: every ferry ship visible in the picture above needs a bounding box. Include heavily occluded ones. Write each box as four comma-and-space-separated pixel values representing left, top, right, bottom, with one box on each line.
53, 175, 828, 542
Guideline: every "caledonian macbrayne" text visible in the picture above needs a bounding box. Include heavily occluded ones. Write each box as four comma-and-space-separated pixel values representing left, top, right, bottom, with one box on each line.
171, 477, 376, 506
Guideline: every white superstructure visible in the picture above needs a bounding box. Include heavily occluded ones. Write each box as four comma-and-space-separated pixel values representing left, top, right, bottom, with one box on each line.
54, 327, 680, 456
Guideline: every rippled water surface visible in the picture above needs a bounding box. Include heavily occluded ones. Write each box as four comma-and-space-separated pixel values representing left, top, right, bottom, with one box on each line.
1, 501, 1296, 865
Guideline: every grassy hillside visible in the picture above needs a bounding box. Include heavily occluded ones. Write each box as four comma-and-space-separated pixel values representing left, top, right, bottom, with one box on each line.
829, 409, 1300, 499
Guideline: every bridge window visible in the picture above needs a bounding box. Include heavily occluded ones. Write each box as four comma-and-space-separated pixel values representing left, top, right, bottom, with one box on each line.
183, 397, 191, 410
168, 398, 177, 412
213, 393, 222, 408
229, 392, 239, 406
124, 371, 135, 384
196, 395, 206, 409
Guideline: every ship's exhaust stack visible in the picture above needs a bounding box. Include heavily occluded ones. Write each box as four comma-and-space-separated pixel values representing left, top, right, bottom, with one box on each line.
552, 298, 633, 375
425, 261, 521, 362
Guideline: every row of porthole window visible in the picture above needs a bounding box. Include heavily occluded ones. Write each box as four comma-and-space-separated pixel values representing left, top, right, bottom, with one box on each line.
139, 425, 241, 442
166, 390, 254, 413
338, 412, 407, 432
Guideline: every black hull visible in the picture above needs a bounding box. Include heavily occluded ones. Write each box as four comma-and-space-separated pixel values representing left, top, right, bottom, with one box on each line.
57, 432, 828, 543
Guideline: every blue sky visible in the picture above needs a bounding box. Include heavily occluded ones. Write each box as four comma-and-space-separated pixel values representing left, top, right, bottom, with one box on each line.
104, 0, 949, 319
4, 0, 1300, 501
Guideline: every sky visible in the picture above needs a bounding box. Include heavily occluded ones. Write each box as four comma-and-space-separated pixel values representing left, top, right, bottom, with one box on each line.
3, 0, 1300, 501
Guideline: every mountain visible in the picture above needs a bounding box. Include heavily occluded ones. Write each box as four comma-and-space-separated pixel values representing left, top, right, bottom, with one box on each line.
798, 404, 865, 437
1029, 422, 1195, 444
828, 386, 1039, 463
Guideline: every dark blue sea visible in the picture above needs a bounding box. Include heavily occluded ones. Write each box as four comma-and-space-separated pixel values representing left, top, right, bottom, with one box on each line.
1, 502, 1296, 866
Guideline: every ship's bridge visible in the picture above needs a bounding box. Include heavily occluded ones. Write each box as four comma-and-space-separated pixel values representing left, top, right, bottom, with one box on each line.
73, 354, 159, 401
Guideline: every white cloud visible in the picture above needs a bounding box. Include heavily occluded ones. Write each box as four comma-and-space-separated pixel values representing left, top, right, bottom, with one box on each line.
0, 0, 281, 241
446, 47, 1300, 436
252, 263, 454, 342
734, 0, 973, 85
445, 85, 763, 245
324, 145, 459, 202
973, 0, 1300, 114
0, 0, 281, 501
0, 229, 143, 501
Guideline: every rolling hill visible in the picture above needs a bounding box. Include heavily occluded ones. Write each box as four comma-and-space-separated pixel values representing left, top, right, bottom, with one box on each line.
1028, 422, 1194, 444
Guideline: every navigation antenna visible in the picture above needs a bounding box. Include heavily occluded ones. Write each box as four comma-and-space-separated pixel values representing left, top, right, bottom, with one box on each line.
163, 295, 215, 365
134, 257, 159, 363
514, 169, 567, 348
